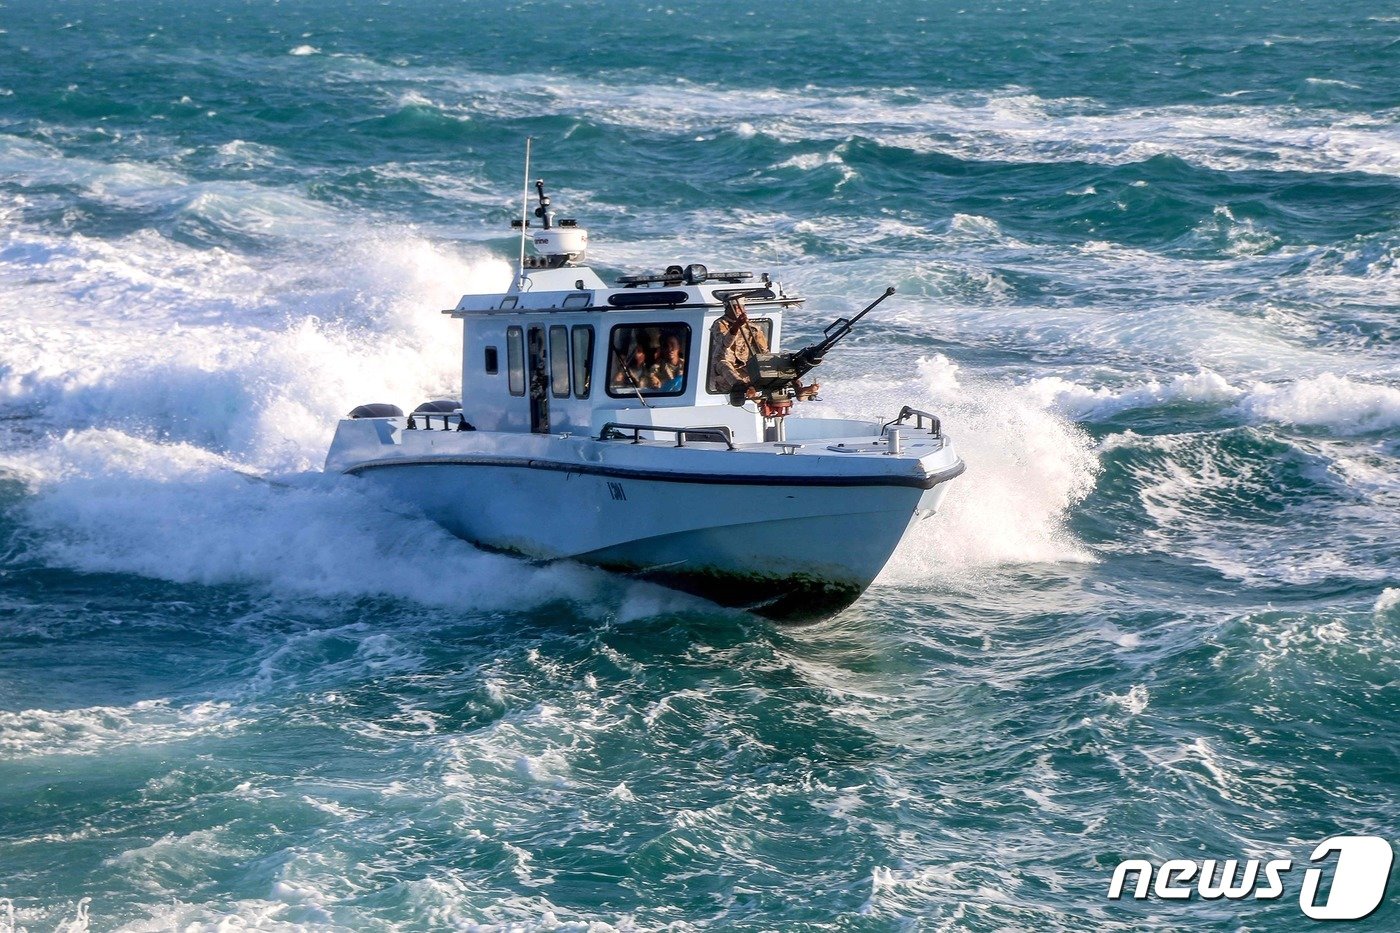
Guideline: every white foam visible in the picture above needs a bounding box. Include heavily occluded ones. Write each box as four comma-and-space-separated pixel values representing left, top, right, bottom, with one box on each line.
779, 246, 1360, 384
1026, 369, 1400, 435
314, 64, 1400, 177
299, 795, 364, 820
1195, 205, 1281, 257
0, 222, 510, 470
775, 152, 837, 171
203, 139, 286, 172
105, 828, 250, 871
289, 44, 320, 56
0, 899, 91, 933
1305, 77, 1363, 90
813, 357, 1394, 587
844, 95, 1400, 177
396, 89, 435, 108
812, 354, 1099, 579
57, 899, 90, 933
1100, 426, 1397, 586
0, 136, 187, 201
771, 150, 857, 186
1105, 684, 1149, 715
0, 698, 238, 758
0, 211, 603, 617
11, 431, 606, 611
1237, 373, 1400, 434
99, 831, 643, 929
0, 134, 355, 236
3, 109, 1391, 613
5, 133, 1332, 409
1025, 370, 1242, 419
1375, 589, 1400, 615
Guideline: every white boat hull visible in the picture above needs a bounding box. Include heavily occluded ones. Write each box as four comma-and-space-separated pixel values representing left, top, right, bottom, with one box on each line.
328, 420, 962, 619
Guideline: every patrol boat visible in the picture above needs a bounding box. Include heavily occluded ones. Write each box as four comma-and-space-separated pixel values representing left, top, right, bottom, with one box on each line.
326, 176, 965, 619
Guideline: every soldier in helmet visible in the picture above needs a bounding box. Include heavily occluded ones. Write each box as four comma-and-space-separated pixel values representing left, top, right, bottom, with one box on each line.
709, 297, 819, 403
709, 297, 769, 398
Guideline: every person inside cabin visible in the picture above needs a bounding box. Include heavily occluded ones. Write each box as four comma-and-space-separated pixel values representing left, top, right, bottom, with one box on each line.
612, 343, 657, 390
650, 332, 686, 393
709, 297, 819, 402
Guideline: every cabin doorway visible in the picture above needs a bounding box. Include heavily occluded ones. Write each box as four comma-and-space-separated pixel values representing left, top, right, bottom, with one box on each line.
527, 325, 550, 434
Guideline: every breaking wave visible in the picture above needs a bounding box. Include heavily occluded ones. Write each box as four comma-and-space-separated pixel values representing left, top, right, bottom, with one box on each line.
1028, 369, 1400, 434
321, 63, 1400, 178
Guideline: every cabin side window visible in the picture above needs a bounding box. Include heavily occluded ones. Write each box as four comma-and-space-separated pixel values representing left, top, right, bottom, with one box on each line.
506, 326, 525, 396
484, 346, 499, 375
571, 325, 594, 399
606, 323, 691, 398
706, 317, 773, 394
549, 325, 570, 398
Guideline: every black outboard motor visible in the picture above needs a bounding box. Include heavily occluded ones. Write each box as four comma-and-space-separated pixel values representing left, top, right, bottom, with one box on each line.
349, 403, 404, 419
413, 400, 461, 413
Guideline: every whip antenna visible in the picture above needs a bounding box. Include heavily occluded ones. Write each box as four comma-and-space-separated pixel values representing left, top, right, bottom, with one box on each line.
516, 136, 533, 287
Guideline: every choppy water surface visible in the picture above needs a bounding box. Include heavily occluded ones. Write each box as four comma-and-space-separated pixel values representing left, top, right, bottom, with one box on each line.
2, 0, 1398, 929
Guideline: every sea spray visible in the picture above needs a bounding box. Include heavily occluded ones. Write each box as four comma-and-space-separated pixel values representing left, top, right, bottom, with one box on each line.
777, 351, 1100, 590
1, 234, 509, 470
12, 431, 609, 612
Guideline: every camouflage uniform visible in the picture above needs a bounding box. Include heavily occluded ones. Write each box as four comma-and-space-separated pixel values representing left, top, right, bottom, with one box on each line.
648, 360, 684, 389
709, 315, 769, 393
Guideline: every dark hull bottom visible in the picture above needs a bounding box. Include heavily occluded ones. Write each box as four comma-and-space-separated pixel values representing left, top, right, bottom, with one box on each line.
596, 560, 865, 622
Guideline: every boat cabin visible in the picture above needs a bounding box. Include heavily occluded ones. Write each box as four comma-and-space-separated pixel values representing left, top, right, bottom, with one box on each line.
444, 195, 805, 442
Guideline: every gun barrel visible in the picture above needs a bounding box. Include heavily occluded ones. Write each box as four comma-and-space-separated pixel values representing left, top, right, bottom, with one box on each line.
795, 285, 896, 369
848, 285, 896, 328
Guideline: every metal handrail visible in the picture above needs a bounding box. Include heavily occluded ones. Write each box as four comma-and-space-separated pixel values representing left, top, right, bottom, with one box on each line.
598, 422, 736, 450
406, 412, 474, 431
883, 405, 942, 437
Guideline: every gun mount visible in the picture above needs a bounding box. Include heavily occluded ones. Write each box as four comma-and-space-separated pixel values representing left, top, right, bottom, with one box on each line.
743, 286, 896, 419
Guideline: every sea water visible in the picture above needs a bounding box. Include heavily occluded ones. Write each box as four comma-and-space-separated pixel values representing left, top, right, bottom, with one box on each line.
1, 0, 1398, 929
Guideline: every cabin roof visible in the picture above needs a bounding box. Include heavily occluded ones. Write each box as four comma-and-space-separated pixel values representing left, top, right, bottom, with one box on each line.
444, 264, 804, 317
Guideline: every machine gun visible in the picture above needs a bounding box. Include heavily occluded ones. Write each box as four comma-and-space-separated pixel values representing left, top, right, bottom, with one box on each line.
742, 286, 896, 418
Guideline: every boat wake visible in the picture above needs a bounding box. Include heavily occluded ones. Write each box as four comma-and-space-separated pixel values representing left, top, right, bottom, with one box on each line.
820, 354, 1100, 583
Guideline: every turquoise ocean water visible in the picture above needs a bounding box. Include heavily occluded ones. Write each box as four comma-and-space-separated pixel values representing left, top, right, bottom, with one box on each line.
2, 1, 1399, 928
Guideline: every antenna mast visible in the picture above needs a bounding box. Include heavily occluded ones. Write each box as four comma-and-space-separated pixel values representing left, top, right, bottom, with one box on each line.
516, 136, 533, 288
